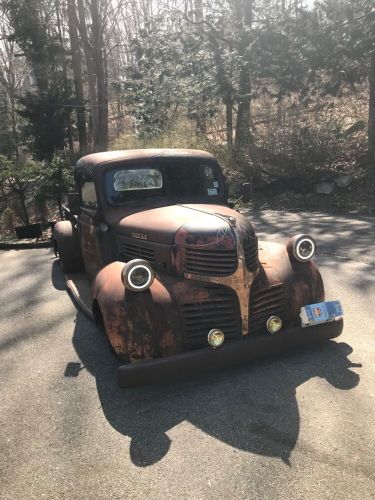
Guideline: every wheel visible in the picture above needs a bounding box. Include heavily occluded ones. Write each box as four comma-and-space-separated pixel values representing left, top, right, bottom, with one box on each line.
53, 221, 84, 274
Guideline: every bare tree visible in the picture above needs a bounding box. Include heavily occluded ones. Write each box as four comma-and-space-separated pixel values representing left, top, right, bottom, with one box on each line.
233, 0, 257, 169
0, 15, 28, 157
369, 51, 375, 170
67, 0, 88, 154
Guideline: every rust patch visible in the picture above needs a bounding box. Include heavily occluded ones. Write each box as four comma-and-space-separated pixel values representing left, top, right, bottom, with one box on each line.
93, 262, 183, 363
253, 241, 325, 329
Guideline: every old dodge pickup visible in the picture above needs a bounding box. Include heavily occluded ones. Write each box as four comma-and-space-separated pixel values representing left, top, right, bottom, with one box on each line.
53, 149, 343, 387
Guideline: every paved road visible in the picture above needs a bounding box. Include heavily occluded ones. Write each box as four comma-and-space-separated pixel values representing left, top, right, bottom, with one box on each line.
1, 211, 374, 499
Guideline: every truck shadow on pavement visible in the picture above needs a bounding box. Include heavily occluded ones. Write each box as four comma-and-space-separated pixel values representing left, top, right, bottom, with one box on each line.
69, 309, 361, 468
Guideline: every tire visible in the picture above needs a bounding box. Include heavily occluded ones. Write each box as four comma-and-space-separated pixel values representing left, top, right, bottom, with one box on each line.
53, 221, 83, 274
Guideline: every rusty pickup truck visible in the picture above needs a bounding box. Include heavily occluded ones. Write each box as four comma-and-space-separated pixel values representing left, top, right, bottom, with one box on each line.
53, 149, 343, 387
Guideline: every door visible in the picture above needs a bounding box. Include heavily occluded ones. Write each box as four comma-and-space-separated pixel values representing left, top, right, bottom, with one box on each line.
77, 172, 103, 279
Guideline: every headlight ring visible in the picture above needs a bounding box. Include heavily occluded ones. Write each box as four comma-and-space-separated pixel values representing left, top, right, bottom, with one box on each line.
121, 259, 155, 292
287, 234, 316, 262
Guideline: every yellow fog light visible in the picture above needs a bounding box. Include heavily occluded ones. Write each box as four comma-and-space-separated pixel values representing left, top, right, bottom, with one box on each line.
266, 316, 283, 334
208, 329, 225, 348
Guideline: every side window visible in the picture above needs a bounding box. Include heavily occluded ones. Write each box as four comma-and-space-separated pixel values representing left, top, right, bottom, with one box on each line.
80, 177, 98, 209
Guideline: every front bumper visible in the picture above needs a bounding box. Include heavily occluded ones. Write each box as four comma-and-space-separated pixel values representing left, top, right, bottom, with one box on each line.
117, 319, 343, 388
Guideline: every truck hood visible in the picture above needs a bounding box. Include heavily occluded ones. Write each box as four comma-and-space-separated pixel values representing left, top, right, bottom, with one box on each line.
116, 204, 255, 245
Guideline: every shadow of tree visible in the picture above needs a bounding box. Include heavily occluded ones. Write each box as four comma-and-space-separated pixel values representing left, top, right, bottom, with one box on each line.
0, 249, 69, 351
244, 209, 375, 267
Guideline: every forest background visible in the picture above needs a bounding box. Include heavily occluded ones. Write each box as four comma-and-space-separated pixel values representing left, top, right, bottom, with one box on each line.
0, 0, 374, 233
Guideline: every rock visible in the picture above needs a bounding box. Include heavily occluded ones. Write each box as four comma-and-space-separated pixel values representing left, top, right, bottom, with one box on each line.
315, 182, 335, 195
334, 174, 354, 188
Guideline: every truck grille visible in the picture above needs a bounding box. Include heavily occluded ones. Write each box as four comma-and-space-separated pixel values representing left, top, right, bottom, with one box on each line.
181, 286, 242, 348
249, 284, 285, 335
243, 236, 259, 272
184, 246, 237, 276
122, 241, 155, 263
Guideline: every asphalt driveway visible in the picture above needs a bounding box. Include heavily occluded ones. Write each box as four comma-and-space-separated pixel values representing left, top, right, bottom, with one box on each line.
0, 210, 374, 499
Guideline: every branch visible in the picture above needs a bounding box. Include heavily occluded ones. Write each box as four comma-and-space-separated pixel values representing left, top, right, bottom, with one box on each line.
183, 13, 232, 45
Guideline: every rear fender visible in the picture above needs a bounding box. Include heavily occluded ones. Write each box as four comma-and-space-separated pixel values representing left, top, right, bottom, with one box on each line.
92, 262, 183, 362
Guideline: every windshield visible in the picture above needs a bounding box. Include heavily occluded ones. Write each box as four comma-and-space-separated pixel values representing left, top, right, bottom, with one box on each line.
104, 159, 224, 205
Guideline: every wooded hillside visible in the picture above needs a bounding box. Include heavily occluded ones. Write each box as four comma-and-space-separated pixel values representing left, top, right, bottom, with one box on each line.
0, 0, 374, 225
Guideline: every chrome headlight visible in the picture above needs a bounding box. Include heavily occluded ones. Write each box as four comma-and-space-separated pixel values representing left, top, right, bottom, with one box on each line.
207, 329, 225, 348
288, 234, 316, 262
121, 259, 155, 292
266, 316, 283, 334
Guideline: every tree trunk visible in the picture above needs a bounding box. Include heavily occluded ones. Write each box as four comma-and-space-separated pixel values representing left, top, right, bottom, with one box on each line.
235, 67, 252, 151
57, 192, 63, 220
6, 42, 19, 157
368, 52, 375, 175
276, 97, 283, 126
19, 190, 29, 225
196, 114, 207, 136
206, 29, 234, 153
91, 0, 108, 151
193, 0, 206, 138
67, 0, 88, 155
76, 0, 99, 149
194, 0, 203, 20
225, 93, 233, 146
233, 0, 256, 176
55, 0, 73, 152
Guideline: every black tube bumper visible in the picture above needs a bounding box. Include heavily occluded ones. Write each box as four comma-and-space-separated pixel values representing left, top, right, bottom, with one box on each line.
117, 319, 343, 388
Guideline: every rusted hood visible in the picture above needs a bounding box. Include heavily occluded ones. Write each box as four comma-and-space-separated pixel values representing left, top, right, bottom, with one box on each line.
116, 204, 255, 244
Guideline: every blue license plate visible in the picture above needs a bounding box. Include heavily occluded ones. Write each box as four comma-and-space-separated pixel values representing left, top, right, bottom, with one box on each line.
300, 300, 343, 328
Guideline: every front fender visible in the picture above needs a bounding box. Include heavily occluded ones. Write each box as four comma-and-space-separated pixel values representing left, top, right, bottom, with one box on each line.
92, 262, 183, 362
256, 241, 325, 326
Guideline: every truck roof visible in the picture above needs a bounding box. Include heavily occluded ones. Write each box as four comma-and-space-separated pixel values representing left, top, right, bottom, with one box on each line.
75, 149, 216, 172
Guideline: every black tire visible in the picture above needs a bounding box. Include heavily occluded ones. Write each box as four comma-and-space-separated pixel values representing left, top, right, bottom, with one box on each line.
53, 221, 84, 274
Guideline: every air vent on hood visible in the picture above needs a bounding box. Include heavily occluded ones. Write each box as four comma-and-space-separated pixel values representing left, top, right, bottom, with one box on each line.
184, 245, 237, 276
122, 240, 155, 263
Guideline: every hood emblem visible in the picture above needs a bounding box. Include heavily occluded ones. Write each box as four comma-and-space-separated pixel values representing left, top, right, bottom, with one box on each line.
131, 232, 148, 240
215, 214, 237, 227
